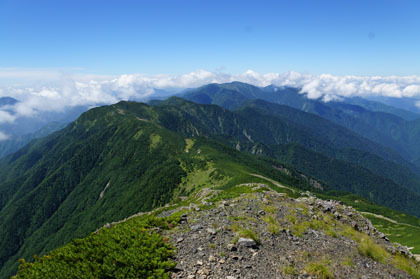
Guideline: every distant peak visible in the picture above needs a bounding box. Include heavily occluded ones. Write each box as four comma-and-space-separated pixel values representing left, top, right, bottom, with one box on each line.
0, 96, 19, 106
158, 96, 193, 106
229, 81, 249, 85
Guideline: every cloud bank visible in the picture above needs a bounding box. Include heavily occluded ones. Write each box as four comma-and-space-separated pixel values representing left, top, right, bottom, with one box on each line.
2, 69, 420, 133
0, 131, 10, 141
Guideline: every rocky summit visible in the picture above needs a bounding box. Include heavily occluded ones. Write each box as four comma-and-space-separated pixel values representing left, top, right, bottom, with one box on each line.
159, 184, 418, 279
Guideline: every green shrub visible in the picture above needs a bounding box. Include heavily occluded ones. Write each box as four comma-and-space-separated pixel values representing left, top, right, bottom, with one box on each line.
12, 215, 176, 279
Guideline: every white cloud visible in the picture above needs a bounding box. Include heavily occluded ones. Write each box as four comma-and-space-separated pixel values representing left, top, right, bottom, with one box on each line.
0, 131, 10, 141
0, 110, 16, 124
403, 85, 420, 97
2, 69, 420, 125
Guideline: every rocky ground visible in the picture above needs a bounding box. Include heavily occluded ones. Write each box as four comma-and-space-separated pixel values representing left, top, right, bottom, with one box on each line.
159, 184, 418, 279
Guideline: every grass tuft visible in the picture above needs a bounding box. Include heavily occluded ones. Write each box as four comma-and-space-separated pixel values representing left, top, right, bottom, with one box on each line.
262, 215, 281, 235
357, 237, 389, 264
230, 224, 260, 243
262, 205, 277, 214
341, 256, 354, 267
305, 259, 334, 279
292, 221, 311, 237
282, 264, 298, 276
392, 254, 420, 279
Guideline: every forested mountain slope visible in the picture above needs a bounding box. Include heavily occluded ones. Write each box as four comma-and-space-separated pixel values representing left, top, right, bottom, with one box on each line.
183, 82, 420, 167
155, 97, 420, 195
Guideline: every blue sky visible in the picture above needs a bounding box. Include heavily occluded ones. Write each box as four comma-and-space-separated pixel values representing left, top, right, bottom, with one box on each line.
1, 0, 420, 76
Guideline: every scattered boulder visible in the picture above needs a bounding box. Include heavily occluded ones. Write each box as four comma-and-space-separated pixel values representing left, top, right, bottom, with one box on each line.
227, 244, 237, 251
191, 225, 203, 231
237, 237, 257, 248
176, 237, 184, 243
180, 214, 188, 224
207, 228, 217, 235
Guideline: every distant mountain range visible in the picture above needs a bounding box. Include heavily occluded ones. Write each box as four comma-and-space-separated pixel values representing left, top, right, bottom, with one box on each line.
183, 82, 420, 167
0, 96, 89, 158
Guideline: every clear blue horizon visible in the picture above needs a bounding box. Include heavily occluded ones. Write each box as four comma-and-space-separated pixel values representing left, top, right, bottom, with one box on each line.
1, 0, 420, 76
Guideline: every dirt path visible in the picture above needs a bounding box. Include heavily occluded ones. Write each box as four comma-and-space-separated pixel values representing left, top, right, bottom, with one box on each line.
250, 173, 296, 193
361, 212, 418, 228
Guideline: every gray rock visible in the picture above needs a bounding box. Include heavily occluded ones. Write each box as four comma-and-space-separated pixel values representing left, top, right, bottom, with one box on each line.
177, 237, 184, 243
227, 243, 237, 251
221, 201, 229, 206
333, 211, 342, 220
378, 232, 389, 241
237, 237, 257, 248
207, 228, 217, 235
191, 225, 203, 231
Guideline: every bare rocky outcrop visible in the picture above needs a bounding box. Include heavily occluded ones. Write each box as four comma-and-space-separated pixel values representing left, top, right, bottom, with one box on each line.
160, 186, 418, 279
